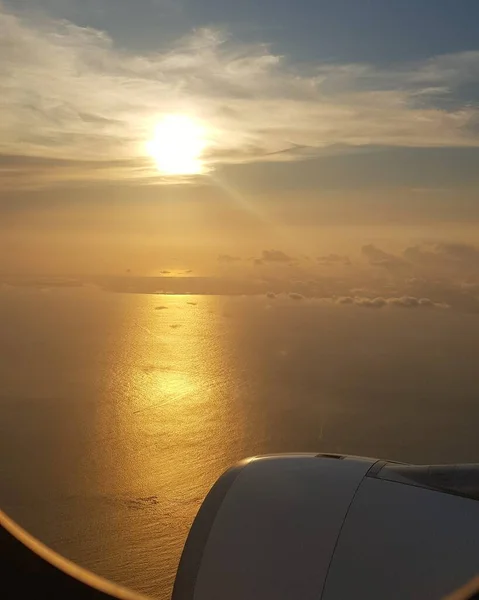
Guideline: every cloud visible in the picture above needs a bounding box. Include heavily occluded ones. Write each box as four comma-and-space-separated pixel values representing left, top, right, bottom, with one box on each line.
340, 241, 479, 288
317, 254, 351, 266
0, 153, 148, 191
335, 295, 446, 309
362, 244, 408, 270
2, 3, 479, 187
261, 249, 292, 263
288, 292, 304, 301
364, 241, 479, 284
437, 243, 479, 262
336, 296, 355, 305
387, 296, 435, 308
3, 266, 467, 312
404, 242, 479, 271
218, 254, 241, 263
354, 296, 387, 309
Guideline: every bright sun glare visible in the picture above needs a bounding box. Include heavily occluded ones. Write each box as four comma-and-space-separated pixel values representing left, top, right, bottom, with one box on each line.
146, 115, 207, 175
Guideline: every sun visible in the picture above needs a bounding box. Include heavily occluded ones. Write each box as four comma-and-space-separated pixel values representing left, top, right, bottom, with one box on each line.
146, 115, 207, 175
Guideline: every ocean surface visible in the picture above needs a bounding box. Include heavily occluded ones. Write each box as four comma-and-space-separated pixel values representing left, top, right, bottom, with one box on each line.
1, 286, 479, 599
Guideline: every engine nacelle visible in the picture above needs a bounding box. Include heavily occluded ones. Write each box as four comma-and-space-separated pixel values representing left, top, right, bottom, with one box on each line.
2, 453, 479, 598
173, 454, 479, 600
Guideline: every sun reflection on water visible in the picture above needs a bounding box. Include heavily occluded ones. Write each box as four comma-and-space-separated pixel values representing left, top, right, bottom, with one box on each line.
85, 294, 245, 597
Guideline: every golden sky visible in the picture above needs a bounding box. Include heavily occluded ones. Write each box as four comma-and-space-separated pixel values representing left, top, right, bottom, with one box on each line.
1, 1, 479, 304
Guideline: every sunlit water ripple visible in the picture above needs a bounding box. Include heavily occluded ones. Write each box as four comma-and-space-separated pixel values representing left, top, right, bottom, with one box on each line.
1, 287, 479, 598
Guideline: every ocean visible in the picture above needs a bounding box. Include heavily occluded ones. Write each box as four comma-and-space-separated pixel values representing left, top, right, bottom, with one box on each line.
1, 285, 479, 599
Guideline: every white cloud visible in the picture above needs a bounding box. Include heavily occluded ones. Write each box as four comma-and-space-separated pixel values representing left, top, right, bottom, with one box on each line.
353, 296, 387, 309
1, 0, 479, 186
2, 258, 473, 312
335, 295, 447, 310
387, 296, 434, 308
288, 292, 304, 301
194, 241, 479, 313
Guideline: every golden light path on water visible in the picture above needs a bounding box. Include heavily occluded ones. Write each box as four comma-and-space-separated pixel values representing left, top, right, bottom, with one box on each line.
83, 293, 247, 599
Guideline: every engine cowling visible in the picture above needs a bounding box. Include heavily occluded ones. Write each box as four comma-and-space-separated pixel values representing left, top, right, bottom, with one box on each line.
172, 454, 479, 600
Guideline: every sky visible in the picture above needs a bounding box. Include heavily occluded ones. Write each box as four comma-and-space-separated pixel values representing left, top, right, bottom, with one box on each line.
1, 0, 479, 307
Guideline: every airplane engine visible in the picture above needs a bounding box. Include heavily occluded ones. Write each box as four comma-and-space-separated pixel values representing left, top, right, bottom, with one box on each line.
2, 453, 479, 599
172, 454, 479, 600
